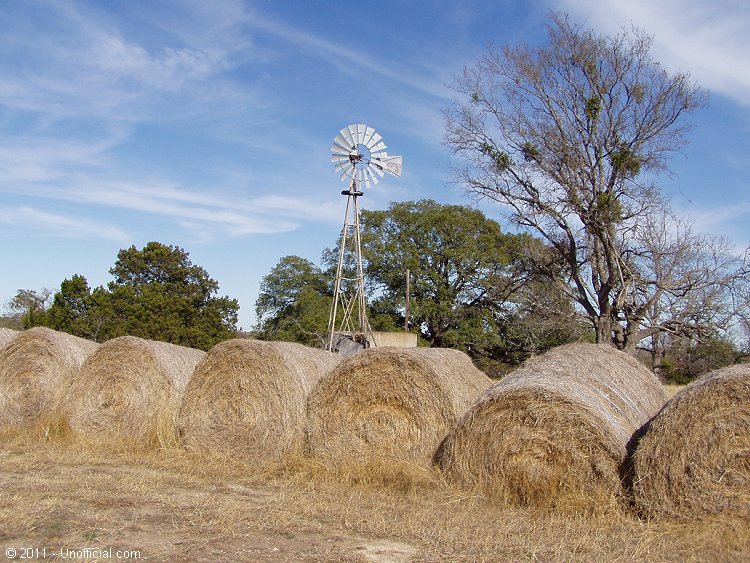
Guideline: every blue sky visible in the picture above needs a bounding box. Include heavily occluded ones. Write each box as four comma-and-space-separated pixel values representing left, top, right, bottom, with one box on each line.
1, 1, 748, 331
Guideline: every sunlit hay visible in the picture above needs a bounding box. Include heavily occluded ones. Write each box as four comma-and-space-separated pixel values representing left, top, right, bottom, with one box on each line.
176, 338, 341, 463
260, 451, 444, 497
63, 336, 204, 445
436, 343, 668, 511
306, 347, 492, 466
632, 363, 750, 520
0, 327, 99, 429
0, 327, 18, 351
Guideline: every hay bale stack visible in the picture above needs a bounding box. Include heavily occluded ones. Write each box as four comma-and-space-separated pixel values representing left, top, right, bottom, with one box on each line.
0, 328, 18, 350
177, 338, 340, 462
0, 327, 98, 427
306, 347, 492, 465
436, 343, 667, 509
632, 363, 750, 520
64, 336, 204, 441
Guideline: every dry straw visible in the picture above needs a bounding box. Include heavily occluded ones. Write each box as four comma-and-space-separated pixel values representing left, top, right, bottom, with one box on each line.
436, 343, 667, 510
632, 363, 750, 520
0, 327, 18, 350
0, 327, 99, 428
177, 338, 340, 462
306, 347, 492, 466
63, 336, 204, 445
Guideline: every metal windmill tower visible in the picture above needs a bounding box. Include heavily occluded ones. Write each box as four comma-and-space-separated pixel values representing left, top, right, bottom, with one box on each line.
327, 124, 402, 355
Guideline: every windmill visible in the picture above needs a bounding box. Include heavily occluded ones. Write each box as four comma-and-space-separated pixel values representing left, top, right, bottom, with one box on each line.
327, 124, 402, 355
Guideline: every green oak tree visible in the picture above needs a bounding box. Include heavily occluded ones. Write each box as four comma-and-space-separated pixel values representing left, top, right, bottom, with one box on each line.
255, 200, 582, 371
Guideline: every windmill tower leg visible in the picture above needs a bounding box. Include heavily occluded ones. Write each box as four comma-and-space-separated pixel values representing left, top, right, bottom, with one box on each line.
327, 180, 369, 354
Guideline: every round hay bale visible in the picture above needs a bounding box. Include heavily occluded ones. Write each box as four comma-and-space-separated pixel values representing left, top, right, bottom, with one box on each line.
0, 327, 99, 427
436, 343, 667, 509
306, 347, 492, 465
0, 328, 18, 351
64, 336, 204, 442
176, 338, 340, 462
632, 363, 750, 520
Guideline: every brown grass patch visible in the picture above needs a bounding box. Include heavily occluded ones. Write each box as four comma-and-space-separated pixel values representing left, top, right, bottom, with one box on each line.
0, 430, 747, 562
0, 327, 98, 428
0, 327, 18, 350
633, 363, 750, 520
176, 338, 340, 463
306, 347, 492, 466
62, 336, 204, 446
436, 343, 668, 512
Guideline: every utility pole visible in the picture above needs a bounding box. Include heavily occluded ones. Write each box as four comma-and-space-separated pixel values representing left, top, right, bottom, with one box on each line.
404, 268, 410, 332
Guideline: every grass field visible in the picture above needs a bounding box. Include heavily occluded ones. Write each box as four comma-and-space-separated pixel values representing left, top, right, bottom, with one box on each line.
0, 424, 747, 562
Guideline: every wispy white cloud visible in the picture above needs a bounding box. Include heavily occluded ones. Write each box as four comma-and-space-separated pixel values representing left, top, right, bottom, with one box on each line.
5, 176, 344, 240
0, 127, 128, 183
0, 205, 129, 241
558, 0, 750, 106
0, 1, 258, 123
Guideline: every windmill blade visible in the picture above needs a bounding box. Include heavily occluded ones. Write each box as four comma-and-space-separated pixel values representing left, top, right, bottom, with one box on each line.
368, 160, 385, 178
336, 161, 353, 174
340, 167, 354, 181
355, 124, 367, 145
369, 140, 387, 154
365, 131, 382, 150
340, 125, 356, 148
361, 126, 376, 147
347, 124, 359, 146
364, 167, 379, 187
334, 133, 353, 151
331, 144, 351, 158
334, 161, 351, 174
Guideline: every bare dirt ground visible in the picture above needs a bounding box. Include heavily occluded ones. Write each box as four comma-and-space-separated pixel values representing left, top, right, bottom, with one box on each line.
0, 434, 748, 562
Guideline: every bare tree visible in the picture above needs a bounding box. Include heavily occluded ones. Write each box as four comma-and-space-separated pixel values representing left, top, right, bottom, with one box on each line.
445, 13, 711, 349
623, 212, 749, 352
6, 288, 53, 328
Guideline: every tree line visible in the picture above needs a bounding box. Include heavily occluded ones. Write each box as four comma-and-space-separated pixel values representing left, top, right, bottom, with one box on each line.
254, 199, 746, 379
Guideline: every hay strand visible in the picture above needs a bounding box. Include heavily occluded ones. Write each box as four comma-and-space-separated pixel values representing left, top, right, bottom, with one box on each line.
306, 347, 492, 466
177, 338, 340, 462
0, 327, 98, 428
632, 363, 750, 520
63, 336, 204, 444
436, 343, 667, 509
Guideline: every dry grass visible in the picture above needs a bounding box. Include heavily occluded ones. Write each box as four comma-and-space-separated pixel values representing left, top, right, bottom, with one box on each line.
0, 426, 747, 562
0, 327, 18, 350
306, 347, 492, 466
0, 327, 99, 428
633, 363, 750, 520
177, 338, 340, 463
436, 343, 668, 512
61, 336, 204, 445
